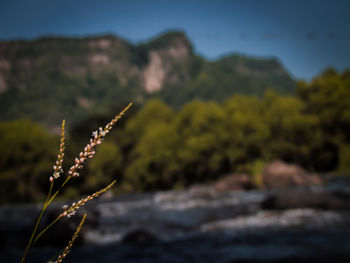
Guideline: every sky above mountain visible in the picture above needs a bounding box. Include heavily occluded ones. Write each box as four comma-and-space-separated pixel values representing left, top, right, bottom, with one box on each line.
0, 0, 349, 80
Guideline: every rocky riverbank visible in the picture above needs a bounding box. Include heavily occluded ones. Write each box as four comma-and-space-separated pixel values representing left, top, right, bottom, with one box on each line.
2, 183, 350, 262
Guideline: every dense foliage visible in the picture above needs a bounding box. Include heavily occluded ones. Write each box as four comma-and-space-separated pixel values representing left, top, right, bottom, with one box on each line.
297, 68, 350, 171
0, 69, 348, 203
0, 120, 57, 202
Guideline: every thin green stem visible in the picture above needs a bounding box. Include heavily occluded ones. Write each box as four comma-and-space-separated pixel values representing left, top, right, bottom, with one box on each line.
29, 177, 72, 250
21, 176, 71, 262
21, 182, 54, 263
54, 214, 87, 263
46, 176, 71, 207
33, 215, 62, 245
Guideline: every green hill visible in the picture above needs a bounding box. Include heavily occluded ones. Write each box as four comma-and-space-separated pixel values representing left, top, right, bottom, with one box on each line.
0, 31, 295, 129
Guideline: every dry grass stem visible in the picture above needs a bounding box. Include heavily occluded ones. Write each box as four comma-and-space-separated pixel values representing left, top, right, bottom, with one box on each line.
51, 120, 66, 182
54, 214, 87, 263
61, 180, 116, 218
33, 180, 117, 244
68, 102, 133, 178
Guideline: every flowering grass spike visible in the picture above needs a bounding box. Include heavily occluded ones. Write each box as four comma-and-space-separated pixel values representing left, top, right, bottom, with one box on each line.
21, 102, 132, 263
54, 214, 87, 263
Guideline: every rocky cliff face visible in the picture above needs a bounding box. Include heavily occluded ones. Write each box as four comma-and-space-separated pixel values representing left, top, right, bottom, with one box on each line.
0, 31, 295, 128
142, 32, 192, 93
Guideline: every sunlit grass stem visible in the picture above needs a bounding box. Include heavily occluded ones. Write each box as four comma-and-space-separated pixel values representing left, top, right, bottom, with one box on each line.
20, 103, 132, 263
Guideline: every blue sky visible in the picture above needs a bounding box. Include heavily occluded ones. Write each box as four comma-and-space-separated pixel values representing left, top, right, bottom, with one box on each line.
0, 0, 349, 80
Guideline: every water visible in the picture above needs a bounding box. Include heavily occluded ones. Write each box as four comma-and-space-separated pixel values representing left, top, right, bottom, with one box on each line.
2, 186, 350, 262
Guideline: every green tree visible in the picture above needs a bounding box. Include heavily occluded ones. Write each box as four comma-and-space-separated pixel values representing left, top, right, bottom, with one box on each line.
173, 100, 228, 184
222, 95, 270, 172
0, 120, 57, 203
121, 100, 177, 191
262, 91, 335, 170
297, 68, 350, 142
297, 69, 350, 171
124, 122, 181, 191
120, 99, 174, 159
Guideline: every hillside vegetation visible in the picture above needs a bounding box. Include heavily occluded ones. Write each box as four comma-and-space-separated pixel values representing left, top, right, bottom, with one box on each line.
0, 31, 295, 128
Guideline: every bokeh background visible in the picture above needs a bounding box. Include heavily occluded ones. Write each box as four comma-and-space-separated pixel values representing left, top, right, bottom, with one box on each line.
1, 1, 350, 262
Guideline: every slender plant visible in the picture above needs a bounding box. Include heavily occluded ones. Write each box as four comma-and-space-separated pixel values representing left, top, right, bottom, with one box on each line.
51, 214, 87, 263
20, 102, 133, 263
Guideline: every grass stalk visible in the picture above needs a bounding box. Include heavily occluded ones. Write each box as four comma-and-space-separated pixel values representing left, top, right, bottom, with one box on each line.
20, 182, 54, 263
20, 103, 132, 263
53, 214, 87, 263
33, 180, 116, 245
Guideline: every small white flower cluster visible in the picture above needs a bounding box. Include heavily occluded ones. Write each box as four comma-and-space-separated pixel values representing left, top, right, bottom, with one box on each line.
61, 198, 88, 218
53, 163, 64, 179
61, 202, 78, 218
66, 209, 76, 218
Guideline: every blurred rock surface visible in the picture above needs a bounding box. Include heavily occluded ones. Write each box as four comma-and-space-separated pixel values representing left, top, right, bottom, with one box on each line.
214, 174, 255, 192
2, 180, 350, 262
263, 160, 323, 189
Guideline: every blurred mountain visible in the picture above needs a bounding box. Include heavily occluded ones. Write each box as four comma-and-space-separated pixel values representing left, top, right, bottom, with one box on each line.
0, 30, 295, 128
